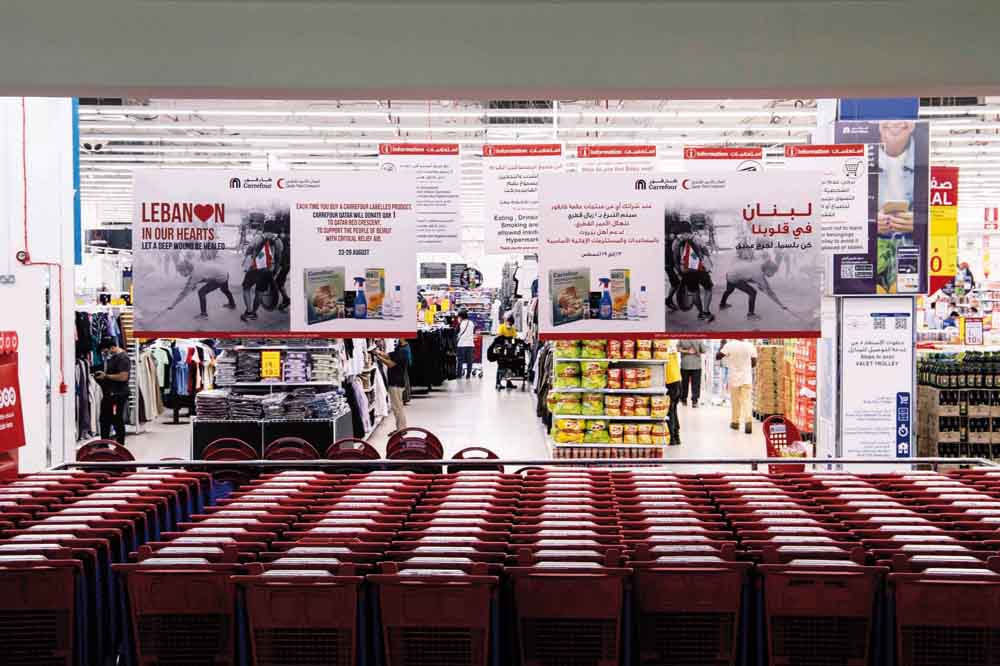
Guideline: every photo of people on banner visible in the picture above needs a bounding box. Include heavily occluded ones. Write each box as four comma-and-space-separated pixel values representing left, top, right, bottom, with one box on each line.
834, 120, 930, 295
663, 173, 823, 337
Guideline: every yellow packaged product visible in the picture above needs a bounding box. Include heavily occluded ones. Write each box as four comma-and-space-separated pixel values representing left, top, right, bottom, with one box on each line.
554, 418, 586, 432
636, 339, 653, 360
608, 423, 625, 444
581, 392, 605, 416
650, 395, 669, 418
555, 340, 582, 358
636, 367, 653, 388
553, 429, 585, 443
623, 424, 639, 444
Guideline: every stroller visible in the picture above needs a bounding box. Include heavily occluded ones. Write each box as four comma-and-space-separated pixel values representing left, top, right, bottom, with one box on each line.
487, 336, 530, 390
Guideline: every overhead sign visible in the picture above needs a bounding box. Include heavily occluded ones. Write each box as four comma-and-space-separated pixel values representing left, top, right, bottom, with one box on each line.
683, 146, 764, 172
0, 332, 25, 453
483, 144, 563, 254
834, 120, 930, 295
378, 143, 461, 252
929, 166, 959, 294
573, 145, 657, 173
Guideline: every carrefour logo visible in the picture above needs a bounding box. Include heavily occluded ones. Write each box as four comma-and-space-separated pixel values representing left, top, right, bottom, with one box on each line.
0, 387, 16, 409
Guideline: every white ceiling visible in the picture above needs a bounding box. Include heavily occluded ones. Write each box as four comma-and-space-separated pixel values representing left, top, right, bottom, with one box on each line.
78, 97, 1000, 233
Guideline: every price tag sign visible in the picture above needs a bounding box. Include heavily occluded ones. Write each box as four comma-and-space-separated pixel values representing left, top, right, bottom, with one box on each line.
965, 318, 984, 346
260, 351, 282, 379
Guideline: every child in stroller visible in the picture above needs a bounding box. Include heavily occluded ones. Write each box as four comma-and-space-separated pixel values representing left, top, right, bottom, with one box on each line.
487, 335, 530, 390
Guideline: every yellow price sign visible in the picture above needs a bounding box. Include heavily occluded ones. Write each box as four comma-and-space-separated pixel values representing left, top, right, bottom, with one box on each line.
260, 351, 282, 379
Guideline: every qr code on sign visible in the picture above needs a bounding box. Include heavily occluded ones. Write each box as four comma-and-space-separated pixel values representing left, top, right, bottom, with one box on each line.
895, 317, 908, 330
874, 317, 886, 330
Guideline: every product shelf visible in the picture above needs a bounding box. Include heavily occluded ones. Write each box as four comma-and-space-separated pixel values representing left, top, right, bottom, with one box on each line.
550, 414, 669, 422
554, 357, 666, 364
231, 345, 340, 351
549, 387, 669, 395
549, 441, 666, 449
217, 381, 342, 388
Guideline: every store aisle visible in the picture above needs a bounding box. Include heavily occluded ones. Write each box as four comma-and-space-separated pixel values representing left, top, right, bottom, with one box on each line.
665, 403, 767, 464
371, 355, 550, 460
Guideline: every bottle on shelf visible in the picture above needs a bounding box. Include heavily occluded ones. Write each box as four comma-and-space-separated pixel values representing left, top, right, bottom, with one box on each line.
353, 277, 367, 319
598, 278, 613, 320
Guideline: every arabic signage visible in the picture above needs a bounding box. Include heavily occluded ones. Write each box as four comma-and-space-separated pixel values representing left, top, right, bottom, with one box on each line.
784, 145, 868, 255
834, 121, 930, 295
260, 351, 281, 379
840, 297, 914, 460
0, 331, 25, 453
378, 143, 461, 252
538, 173, 665, 338
133, 171, 418, 338
573, 145, 657, 173
683, 146, 764, 172
986, 208, 1000, 231
483, 144, 563, 254
929, 166, 959, 294
536, 172, 823, 339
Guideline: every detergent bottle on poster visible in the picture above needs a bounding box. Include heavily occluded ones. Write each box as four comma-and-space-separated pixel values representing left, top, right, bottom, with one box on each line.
599, 278, 613, 320
385, 285, 401, 319
638, 285, 648, 319
628, 288, 640, 320
354, 277, 367, 319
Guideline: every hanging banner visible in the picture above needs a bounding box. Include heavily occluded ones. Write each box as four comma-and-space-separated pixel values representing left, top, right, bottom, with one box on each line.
289, 175, 418, 336
573, 145, 657, 173
683, 146, 764, 172
133, 171, 417, 338
840, 297, 914, 459
538, 173, 665, 338
834, 120, 930, 295
663, 172, 823, 338
378, 143, 461, 252
784, 145, 868, 254
483, 144, 562, 255
0, 332, 25, 453
928, 166, 959, 294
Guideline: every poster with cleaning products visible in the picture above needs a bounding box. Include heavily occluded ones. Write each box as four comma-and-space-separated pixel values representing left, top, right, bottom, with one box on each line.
483, 144, 563, 254
538, 173, 665, 338
289, 174, 418, 337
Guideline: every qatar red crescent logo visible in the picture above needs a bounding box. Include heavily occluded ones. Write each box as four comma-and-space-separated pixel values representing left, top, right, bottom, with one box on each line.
682, 179, 691, 190
277, 178, 285, 189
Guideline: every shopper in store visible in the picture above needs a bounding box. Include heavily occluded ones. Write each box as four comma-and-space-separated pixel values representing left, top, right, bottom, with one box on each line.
665, 348, 683, 446
456, 308, 476, 380
94, 336, 131, 445
717, 339, 757, 434
498, 313, 518, 338
374, 340, 408, 431
677, 340, 705, 407
165, 260, 237, 320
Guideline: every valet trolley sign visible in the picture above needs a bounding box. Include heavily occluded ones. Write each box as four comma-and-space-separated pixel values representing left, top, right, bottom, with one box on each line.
0, 332, 25, 453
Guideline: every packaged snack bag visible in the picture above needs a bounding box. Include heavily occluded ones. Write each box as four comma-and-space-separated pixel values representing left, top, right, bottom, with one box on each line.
554, 418, 586, 432
622, 339, 636, 359
555, 394, 583, 415
580, 361, 609, 389
622, 396, 637, 417
651, 422, 668, 444
636, 339, 653, 360
582, 392, 605, 415
584, 419, 610, 443
636, 367, 653, 388
623, 424, 639, 444
555, 339, 582, 358
634, 395, 651, 416
581, 340, 607, 359
608, 339, 622, 359
653, 339, 671, 352
650, 395, 669, 418
607, 368, 623, 389
608, 423, 625, 444
623, 368, 639, 390
554, 362, 582, 388
554, 429, 585, 443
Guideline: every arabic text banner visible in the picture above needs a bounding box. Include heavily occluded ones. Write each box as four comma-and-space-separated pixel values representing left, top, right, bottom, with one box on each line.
840, 297, 914, 461
929, 166, 959, 295
289, 175, 418, 337
378, 143, 461, 253
571, 145, 657, 174
784, 145, 868, 255
834, 120, 930, 295
663, 172, 823, 338
538, 174, 665, 338
683, 146, 764, 172
483, 144, 562, 254
133, 171, 330, 338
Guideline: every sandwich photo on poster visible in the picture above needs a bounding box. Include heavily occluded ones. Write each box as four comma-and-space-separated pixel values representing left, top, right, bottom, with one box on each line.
538, 173, 665, 338
663, 172, 823, 338
288, 174, 418, 336
133, 171, 324, 337
834, 120, 930, 295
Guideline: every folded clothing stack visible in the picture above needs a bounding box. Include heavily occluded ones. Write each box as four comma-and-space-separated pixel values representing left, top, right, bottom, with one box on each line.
283, 351, 310, 383
282, 389, 314, 420
214, 352, 236, 386
305, 389, 350, 420
261, 392, 289, 420
311, 352, 341, 383
228, 392, 266, 420
195, 389, 230, 420
236, 352, 261, 383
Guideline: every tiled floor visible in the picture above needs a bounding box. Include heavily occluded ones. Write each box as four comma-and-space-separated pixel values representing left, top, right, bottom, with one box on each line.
126, 356, 766, 470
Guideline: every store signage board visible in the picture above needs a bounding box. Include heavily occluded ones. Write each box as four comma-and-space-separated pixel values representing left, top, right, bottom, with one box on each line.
378, 144, 461, 253
419, 262, 448, 281
536, 171, 823, 339
784, 145, 868, 255
133, 171, 417, 338
965, 317, 984, 346
260, 351, 281, 379
573, 145, 657, 173
834, 121, 931, 296
483, 144, 563, 254
683, 146, 764, 172
449, 263, 467, 288
929, 166, 959, 294
986, 207, 1000, 232
839, 297, 914, 461
0, 332, 24, 453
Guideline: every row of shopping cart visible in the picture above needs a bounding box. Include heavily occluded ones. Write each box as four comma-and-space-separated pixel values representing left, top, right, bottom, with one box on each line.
6, 466, 1000, 664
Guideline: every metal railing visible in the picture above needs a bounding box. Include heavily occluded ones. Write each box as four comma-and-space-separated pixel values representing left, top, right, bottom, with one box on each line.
55, 457, 999, 472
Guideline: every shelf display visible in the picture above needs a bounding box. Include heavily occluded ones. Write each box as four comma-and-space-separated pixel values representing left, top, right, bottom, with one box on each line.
917, 351, 1000, 460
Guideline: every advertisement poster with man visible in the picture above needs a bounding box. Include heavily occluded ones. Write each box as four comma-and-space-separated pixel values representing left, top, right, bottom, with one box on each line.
663, 172, 823, 338
834, 120, 930, 295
